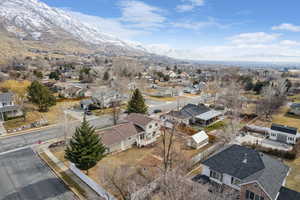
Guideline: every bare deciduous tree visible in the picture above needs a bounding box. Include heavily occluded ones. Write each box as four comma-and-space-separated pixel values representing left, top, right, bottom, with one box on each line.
111, 101, 121, 125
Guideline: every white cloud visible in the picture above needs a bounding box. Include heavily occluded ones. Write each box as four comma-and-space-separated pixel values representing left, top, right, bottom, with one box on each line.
279, 40, 300, 46
118, 0, 166, 29
171, 18, 228, 30
228, 32, 281, 45
272, 23, 300, 32
67, 10, 147, 39
176, 0, 204, 12
147, 33, 300, 62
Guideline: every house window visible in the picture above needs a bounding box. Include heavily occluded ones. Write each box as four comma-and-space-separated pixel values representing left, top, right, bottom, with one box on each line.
140, 133, 145, 140
210, 170, 222, 181
128, 137, 131, 140
245, 190, 264, 200
152, 131, 156, 137
155, 123, 158, 126
149, 125, 152, 129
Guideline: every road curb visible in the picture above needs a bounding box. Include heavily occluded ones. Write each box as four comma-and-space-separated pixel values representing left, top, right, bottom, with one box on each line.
38, 151, 85, 200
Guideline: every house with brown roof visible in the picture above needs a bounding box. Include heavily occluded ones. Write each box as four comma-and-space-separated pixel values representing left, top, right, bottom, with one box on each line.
98, 113, 161, 153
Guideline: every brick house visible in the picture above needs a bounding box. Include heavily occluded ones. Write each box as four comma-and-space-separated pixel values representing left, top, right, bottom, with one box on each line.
199, 144, 300, 200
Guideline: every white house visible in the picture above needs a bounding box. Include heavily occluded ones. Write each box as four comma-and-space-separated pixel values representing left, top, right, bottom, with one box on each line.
0, 92, 22, 121
187, 131, 209, 149
99, 113, 161, 153
125, 113, 161, 147
268, 124, 298, 145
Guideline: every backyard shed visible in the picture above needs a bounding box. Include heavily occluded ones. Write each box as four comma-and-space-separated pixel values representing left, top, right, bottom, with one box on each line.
187, 131, 209, 149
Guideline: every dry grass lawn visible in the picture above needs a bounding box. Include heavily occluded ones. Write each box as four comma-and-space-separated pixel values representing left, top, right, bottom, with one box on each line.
147, 96, 177, 102
3, 101, 78, 130
272, 106, 300, 129
51, 132, 212, 197
285, 157, 300, 192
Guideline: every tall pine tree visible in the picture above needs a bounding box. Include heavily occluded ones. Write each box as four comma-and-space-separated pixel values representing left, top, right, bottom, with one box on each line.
65, 117, 106, 174
126, 88, 148, 114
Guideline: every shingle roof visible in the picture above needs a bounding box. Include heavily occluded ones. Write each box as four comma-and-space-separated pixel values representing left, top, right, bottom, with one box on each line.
271, 123, 297, 135
277, 187, 300, 200
181, 103, 210, 117
241, 154, 289, 200
202, 144, 265, 180
98, 122, 139, 146
124, 113, 155, 130
0, 92, 13, 102
202, 144, 290, 200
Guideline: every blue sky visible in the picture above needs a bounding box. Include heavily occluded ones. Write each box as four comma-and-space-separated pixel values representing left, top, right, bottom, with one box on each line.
40, 0, 300, 62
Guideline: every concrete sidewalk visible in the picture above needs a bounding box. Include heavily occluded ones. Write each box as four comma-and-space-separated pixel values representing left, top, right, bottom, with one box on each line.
43, 148, 104, 200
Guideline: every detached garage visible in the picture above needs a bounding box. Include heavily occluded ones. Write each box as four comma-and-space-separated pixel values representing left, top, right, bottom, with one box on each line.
187, 131, 209, 149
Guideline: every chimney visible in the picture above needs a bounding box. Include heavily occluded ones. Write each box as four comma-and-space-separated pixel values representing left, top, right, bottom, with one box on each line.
243, 153, 248, 164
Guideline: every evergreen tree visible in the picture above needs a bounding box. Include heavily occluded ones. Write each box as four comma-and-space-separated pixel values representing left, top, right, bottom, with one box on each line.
27, 81, 56, 112
65, 117, 106, 174
126, 88, 148, 114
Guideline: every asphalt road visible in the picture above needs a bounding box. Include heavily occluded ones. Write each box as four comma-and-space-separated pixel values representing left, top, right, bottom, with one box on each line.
0, 95, 204, 154
0, 116, 113, 154
0, 148, 76, 200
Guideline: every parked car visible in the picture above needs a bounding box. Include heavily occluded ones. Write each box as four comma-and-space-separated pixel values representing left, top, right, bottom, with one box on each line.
153, 109, 162, 114
85, 110, 92, 115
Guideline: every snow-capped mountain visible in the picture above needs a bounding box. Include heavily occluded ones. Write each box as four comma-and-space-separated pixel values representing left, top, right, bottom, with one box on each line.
0, 0, 146, 52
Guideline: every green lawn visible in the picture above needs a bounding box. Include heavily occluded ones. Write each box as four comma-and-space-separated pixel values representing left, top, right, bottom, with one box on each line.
204, 121, 226, 132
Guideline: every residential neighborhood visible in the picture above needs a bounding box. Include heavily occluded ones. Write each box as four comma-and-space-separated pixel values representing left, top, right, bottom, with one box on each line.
0, 1, 300, 200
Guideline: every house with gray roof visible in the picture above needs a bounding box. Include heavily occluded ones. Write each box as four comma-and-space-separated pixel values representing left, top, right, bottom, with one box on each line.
161, 103, 222, 126
0, 92, 22, 121
200, 144, 300, 200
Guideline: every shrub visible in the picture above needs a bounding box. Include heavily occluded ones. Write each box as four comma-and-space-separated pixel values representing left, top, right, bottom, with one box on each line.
208, 134, 216, 143
242, 142, 297, 160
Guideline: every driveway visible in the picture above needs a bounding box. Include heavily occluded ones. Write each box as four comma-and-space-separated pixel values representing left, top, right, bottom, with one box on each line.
234, 134, 293, 151
0, 148, 76, 200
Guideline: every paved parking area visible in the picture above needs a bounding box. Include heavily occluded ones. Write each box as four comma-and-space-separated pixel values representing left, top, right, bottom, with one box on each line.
0, 148, 76, 200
